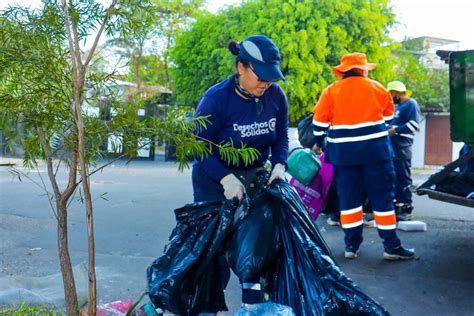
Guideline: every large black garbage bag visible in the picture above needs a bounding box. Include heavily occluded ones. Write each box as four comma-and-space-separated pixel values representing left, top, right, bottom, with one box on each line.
147, 198, 248, 315
265, 180, 389, 316
226, 192, 281, 283
147, 176, 388, 315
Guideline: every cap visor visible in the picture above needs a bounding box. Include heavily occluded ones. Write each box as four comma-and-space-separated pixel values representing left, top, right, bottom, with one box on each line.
252, 63, 285, 81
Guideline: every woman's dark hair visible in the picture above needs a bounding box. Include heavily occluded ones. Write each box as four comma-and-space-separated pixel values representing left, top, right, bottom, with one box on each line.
228, 40, 240, 56
342, 68, 365, 78
228, 40, 250, 70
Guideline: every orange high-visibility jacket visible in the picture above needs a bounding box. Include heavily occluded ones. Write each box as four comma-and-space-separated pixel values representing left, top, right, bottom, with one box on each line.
312, 76, 394, 165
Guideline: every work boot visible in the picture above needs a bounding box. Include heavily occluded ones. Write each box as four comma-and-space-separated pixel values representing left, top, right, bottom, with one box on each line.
395, 203, 414, 221
344, 246, 359, 259
383, 245, 415, 260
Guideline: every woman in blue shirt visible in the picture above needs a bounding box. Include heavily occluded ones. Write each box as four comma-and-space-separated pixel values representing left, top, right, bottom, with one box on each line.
193, 35, 289, 203
192, 35, 289, 310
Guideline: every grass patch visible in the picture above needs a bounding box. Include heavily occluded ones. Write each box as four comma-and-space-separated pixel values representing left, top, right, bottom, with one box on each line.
0, 303, 62, 315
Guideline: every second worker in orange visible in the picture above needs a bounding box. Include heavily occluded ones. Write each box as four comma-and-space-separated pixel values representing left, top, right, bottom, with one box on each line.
312, 52, 416, 260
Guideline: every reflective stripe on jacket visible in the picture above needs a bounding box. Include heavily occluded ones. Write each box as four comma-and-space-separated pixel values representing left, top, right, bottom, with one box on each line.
312, 76, 394, 165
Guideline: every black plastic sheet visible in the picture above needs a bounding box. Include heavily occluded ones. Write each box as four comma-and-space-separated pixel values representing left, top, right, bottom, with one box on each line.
147, 198, 248, 314
264, 180, 388, 316
226, 192, 281, 283
147, 177, 389, 315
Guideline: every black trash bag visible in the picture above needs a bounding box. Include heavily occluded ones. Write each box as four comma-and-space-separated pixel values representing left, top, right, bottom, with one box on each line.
226, 191, 281, 283
147, 198, 249, 315
298, 113, 317, 148
263, 180, 389, 316
147, 175, 388, 315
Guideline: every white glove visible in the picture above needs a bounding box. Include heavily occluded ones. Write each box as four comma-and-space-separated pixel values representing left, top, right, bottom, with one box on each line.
220, 173, 246, 201
268, 163, 287, 184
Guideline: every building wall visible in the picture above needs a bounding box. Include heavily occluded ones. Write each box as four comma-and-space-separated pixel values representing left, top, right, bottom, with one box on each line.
424, 113, 453, 165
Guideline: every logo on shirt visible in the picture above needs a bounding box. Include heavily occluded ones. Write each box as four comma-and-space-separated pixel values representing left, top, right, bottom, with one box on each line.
233, 118, 277, 138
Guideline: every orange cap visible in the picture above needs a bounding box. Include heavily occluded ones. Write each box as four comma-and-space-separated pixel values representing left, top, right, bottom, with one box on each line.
332, 52, 376, 77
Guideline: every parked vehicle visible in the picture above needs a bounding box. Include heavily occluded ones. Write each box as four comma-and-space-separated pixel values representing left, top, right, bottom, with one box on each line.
415, 50, 474, 207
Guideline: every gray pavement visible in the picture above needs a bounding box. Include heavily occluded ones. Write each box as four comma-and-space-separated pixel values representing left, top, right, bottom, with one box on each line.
1, 157, 473, 315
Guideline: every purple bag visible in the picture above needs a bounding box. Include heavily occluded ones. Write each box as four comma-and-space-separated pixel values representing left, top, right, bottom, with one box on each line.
289, 153, 333, 220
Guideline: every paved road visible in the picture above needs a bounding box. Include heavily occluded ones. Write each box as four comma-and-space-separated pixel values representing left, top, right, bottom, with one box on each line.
1, 157, 473, 315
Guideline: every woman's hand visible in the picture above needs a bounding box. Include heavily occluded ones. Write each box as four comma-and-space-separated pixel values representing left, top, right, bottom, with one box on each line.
220, 173, 246, 201
268, 163, 286, 184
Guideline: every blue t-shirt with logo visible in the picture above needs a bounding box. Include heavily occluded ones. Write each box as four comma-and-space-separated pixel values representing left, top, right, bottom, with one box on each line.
390, 98, 422, 159
194, 76, 289, 182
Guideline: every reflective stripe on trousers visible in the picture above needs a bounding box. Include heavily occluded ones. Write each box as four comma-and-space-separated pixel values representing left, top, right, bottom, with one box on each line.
335, 159, 401, 249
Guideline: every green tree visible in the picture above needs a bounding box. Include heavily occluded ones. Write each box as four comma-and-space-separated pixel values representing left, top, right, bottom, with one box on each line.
104, 1, 157, 92
108, 0, 204, 92
123, 54, 169, 85
153, 0, 204, 90
0, 1, 256, 315
390, 38, 449, 110
171, 0, 395, 123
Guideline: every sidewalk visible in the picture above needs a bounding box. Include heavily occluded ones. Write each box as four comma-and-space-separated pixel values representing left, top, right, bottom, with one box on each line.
0, 156, 22, 166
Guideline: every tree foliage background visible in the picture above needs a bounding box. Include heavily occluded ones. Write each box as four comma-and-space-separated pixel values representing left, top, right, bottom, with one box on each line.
171, 0, 397, 124
110, 0, 204, 90
0, 1, 256, 314
391, 37, 449, 110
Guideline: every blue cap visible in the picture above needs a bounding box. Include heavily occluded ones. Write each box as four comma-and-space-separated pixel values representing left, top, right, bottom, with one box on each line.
239, 35, 285, 82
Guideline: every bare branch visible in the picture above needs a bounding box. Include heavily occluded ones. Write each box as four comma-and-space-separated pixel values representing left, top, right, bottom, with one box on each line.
88, 152, 129, 178
9, 166, 56, 214
62, 0, 79, 81
70, 1, 83, 69
63, 145, 78, 202
54, 153, 63, 177
36, 127, 62, 200
36, 166, 59, 220
83, 0, 117, 68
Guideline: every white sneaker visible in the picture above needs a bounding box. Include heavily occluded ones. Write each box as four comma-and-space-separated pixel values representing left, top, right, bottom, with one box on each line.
363, 219, 376, 228
326, 218, 341, 226
344, 246, 359, 259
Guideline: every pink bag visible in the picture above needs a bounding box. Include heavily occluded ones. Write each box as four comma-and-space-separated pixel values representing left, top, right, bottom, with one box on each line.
96, 299, 134, 315
289, 153, 333, 220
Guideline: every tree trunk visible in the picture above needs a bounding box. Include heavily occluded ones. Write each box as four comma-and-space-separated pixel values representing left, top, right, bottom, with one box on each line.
62, 2, 116, 313
36, 127, 79, 316
57, 199, 80, 316
74, 70, 97, 316
84, 173, 97, 316
164, 36, 171, 89
135, 54, 142, 92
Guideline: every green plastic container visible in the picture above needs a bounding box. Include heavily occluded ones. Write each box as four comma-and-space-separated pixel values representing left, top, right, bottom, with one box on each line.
287, 148, 321, 186
448, 50, 474, 142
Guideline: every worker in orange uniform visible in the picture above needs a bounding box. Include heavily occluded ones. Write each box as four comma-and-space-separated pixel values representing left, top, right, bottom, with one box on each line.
312, 52, 415, 260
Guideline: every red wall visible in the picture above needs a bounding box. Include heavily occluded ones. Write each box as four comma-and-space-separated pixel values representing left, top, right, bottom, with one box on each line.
424, 114, 452, 165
